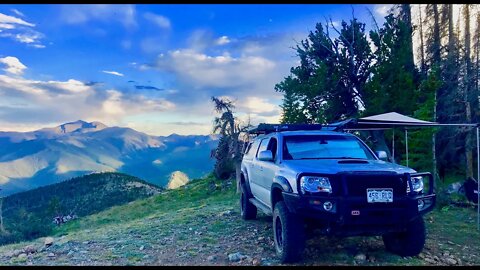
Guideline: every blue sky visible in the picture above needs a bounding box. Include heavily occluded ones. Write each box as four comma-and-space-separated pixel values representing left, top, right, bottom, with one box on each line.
0, 4, 391, 135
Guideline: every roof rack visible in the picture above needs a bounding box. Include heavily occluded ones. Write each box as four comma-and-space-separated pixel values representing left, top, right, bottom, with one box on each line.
247, 119, 358, 135
248, 123, 323, 135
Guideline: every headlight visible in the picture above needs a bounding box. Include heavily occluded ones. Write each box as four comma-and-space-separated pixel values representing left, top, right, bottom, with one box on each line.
300, 176, 332, 194
411, 176, 424, 193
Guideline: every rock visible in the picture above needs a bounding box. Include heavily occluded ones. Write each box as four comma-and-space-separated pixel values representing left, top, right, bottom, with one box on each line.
228, 252, 245, 262
44, 237, 55, 246
257, 236, 265, 241
82, 241, 90, 245
445, 258, 457, 265
18, 253, 27, 259
207, 255, 216, 262
139, 245, 145, 251
12, 249, 23, 257
424, 257, 436, 264
244, 256, 253, 263
419, 253, 425, 259
252, 258, 261, 266
447, 241, 455, 245
24, 245, 37, 254
354, 253, 367, 261
47, 252, 55, 258
368, 255, 376, 262
67, 251, 74, 256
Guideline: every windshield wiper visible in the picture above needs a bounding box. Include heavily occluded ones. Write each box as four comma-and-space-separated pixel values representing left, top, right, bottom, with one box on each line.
298, 157, 367, 160
333, 157, 367, 160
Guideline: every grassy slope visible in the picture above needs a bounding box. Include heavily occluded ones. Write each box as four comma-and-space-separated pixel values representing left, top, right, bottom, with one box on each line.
0, 174, 479, 266
54, 175, 236, 235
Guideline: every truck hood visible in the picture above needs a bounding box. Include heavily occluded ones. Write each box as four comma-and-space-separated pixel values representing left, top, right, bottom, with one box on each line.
281, 159, 416, 175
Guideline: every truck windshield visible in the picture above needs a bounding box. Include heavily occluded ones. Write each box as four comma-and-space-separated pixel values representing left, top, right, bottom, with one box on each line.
282, 135, 376, 160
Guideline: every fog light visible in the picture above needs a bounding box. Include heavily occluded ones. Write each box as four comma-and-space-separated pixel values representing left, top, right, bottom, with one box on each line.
323, 201, 333, 211
418, 199, 425, 210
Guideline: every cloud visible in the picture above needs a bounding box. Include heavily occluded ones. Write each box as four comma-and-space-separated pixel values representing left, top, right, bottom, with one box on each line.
0, 23, 15, 29
11, 9, 24, 17
154, 49, 276, 91
134, 85, 163, 91
0, 56, 27, 75
0, 12, 45, 48
138, 31, 301, 127
32, 44, 46, 49
187, 29, 230, 51
15, 32, 42, 43
374, 4, 394, 17
143, 12, 171, 29
60, 4, 136, 29
0, 73, 175, 129
239, 97, 280, 115
102, 70, 124, 77
0, 12, 34, 28
215, 35, 230, 45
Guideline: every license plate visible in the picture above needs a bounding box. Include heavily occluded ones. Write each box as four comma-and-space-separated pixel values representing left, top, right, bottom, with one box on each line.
367, 188, 393, 203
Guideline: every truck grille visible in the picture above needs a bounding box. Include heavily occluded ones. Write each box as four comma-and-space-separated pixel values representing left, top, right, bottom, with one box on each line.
342, 173, 407, 197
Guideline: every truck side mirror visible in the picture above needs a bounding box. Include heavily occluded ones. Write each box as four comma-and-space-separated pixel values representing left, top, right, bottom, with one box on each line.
258, 150, 274, 161
375, 150, 388, 161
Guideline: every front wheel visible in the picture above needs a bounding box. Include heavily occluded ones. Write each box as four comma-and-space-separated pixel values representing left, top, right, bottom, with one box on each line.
382, 216, 426, 257
273, 201, 305, 263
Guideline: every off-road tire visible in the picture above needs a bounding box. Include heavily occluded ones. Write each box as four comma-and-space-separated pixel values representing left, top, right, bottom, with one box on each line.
382, 216, 426, 257
240, 183, 257, 220
273, 201, 305, 263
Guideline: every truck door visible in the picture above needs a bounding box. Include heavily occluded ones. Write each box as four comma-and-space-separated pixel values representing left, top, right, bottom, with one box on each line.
250, 137, 270, 200
256, 137, 278, 207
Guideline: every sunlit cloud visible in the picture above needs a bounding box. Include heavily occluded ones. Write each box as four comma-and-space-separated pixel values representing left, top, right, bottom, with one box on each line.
102, 70, 124, 77
0, 56, 27, 75
143, 12, 171, 29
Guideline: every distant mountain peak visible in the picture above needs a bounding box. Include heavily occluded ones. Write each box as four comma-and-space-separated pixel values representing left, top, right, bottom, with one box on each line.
33, 120, 108, 136
58, 120, 108, 133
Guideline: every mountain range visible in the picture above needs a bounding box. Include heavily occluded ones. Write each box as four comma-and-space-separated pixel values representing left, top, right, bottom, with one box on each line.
0, 120, 217, 195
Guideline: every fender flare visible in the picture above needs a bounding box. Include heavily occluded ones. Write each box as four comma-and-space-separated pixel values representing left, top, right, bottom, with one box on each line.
272, 175, 293, 193
241, 170, 254, 197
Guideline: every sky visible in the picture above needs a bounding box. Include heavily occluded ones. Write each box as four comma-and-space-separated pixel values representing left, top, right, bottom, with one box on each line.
0, 4, 392, 136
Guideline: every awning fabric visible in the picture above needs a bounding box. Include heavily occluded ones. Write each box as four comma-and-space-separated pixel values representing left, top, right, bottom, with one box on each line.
330, 112, 478, 130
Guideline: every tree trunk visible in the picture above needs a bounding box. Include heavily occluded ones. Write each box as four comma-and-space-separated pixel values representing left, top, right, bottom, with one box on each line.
432, 4, 441, 65
235, 161, 241, 194
433, 90, 438, 182
401, 4, 415, 71
418, 4, 426, 76
464, 4, 474, 178
0, 198, 5, 233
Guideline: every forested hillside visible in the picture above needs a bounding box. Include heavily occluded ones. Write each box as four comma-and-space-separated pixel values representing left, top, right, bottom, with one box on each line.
0, 172, 162, 245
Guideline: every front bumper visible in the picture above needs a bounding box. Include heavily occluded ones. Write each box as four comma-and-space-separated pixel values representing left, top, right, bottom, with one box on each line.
283, 192, 436, 236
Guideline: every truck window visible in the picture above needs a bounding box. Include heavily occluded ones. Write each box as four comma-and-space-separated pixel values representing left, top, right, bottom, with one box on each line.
256, 138, 271, 158
244, 139, 260, 159
267, 137, 278, 160
283, 135, 375, 160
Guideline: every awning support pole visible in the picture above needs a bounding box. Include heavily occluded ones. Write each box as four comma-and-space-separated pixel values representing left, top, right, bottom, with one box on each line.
392, 129, 395, 163
405, 129, 409, 167
477, 126, 479, 231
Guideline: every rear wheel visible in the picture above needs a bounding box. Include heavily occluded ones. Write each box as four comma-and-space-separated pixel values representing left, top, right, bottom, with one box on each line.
240, 183, 257, 220
273, 201, 305, 263
383, 216, 426, 257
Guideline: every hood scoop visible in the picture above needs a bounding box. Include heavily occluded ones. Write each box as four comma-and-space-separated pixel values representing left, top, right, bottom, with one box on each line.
338, 159, 369, 164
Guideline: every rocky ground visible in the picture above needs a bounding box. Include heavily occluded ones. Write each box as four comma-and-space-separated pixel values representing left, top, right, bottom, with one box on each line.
0, 201, 479, 266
